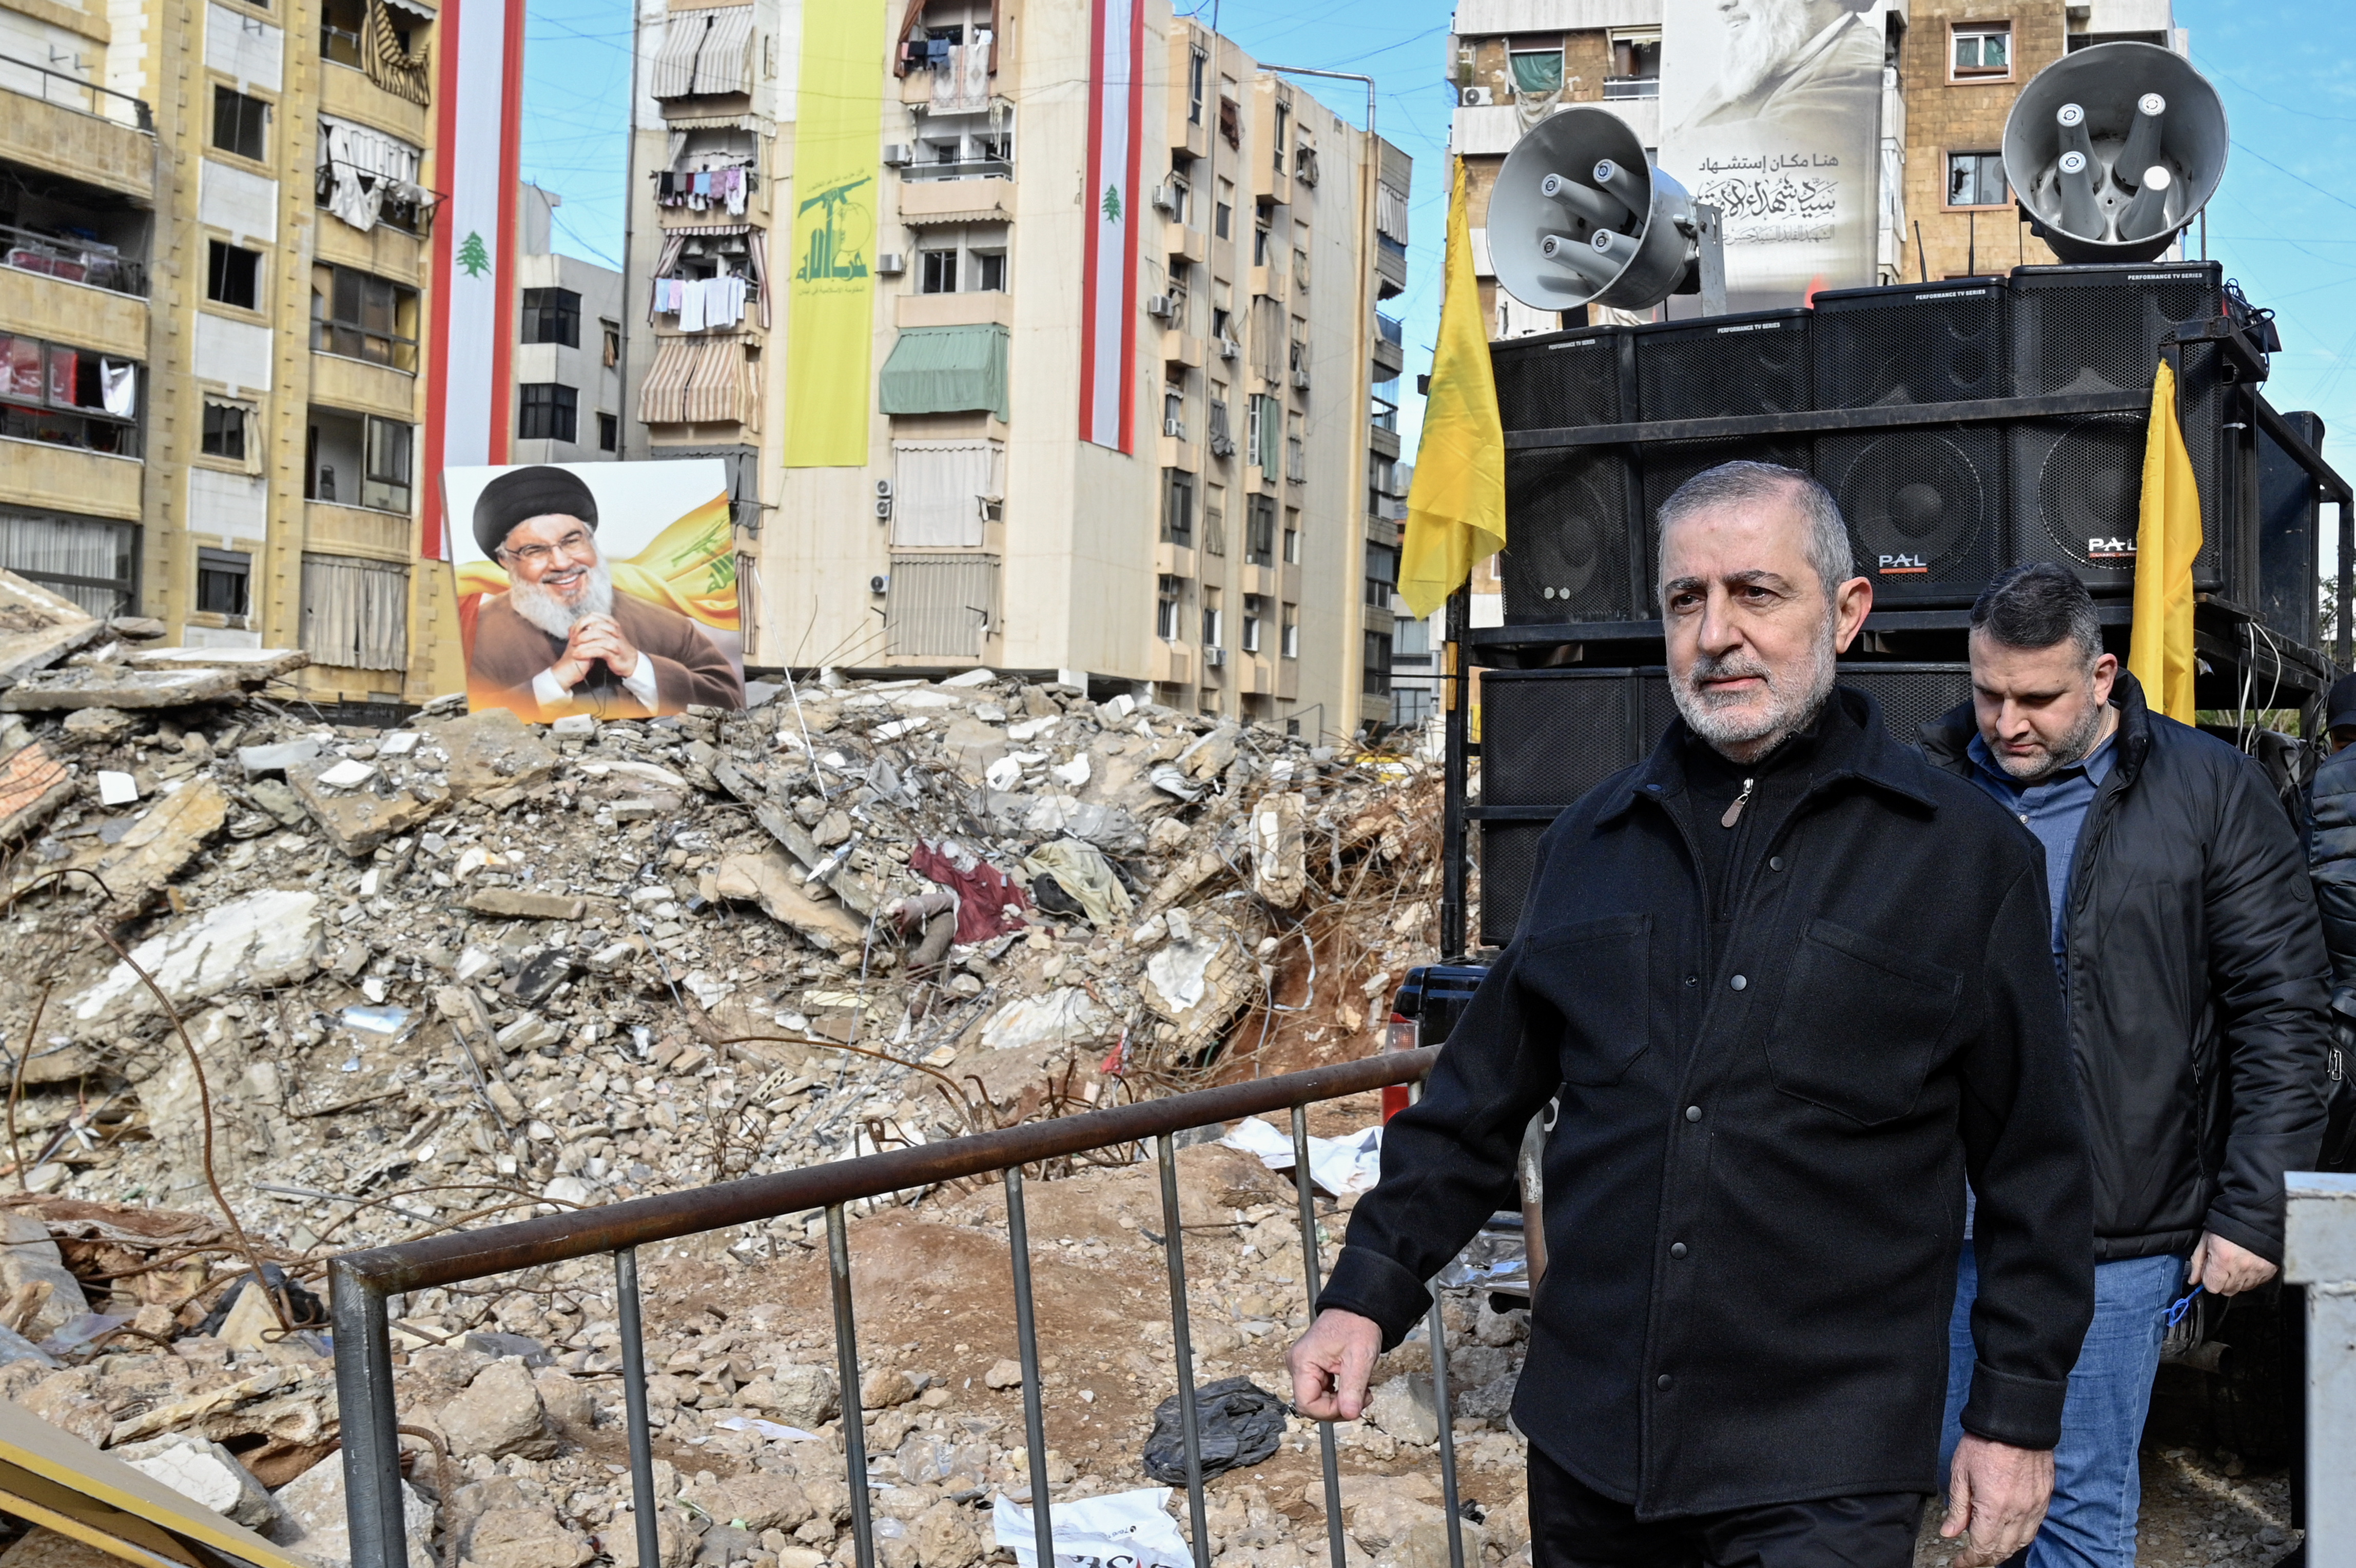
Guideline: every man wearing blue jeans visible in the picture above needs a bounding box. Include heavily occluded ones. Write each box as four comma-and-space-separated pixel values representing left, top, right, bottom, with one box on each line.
1922, 564, 2329, 1567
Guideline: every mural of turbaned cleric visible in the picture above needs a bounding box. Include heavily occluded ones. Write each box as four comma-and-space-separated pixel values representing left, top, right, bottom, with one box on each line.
443, 461, 747, 721
1659, 0, 1891, 310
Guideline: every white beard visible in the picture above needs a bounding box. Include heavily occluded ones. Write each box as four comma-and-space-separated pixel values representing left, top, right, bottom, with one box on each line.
507, 559, 615, 640
1719, 0, 1817, 104
1671, 618, 1838, 759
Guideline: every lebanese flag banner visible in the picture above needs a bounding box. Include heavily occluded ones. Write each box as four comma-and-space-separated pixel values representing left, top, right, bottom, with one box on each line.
1078, 0, 1143, 453
422, 0, 526, 558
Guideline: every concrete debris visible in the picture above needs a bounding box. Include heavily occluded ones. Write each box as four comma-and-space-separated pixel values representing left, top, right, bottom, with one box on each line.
0, 633, 1478, 1568
0, 572, 105, 690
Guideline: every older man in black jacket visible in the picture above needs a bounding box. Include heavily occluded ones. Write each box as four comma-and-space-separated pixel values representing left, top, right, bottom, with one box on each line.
1920, 563, 2329, 1568
1289, 462, 2094, 1568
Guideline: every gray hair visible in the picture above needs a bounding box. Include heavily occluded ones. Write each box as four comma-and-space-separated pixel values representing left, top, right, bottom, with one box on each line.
1654, 460, 1855, 603
1971, 562, 2104, 669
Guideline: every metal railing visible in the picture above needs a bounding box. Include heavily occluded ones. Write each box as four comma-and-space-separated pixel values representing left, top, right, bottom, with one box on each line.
0, 53, 152, 131
0, 222, 145, 296
904, 156, 1014, 183
1603, 76, 1660, 100
333, 1047, 1453, 1568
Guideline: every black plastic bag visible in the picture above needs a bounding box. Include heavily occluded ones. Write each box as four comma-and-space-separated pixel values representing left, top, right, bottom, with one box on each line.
1141, 1376, 1288, 1483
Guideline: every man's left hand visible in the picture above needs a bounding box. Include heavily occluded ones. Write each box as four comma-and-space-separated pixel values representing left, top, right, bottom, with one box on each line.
2189, 1231, 2277, 1296
569, 613, 643, 681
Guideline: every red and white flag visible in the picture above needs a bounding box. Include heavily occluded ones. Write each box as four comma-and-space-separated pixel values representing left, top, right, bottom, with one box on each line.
1079, 0, 1143, 452
423, 0, 525, 558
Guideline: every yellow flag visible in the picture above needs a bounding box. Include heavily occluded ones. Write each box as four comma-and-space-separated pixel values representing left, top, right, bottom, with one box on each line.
784, 2, 885, 467
1397, 159, 1507, 619
2128, 359, 2202, 722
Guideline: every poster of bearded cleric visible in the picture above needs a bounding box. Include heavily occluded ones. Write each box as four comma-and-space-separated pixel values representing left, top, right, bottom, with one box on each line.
1658, 0, 1890, 311
443, 461, 746, 720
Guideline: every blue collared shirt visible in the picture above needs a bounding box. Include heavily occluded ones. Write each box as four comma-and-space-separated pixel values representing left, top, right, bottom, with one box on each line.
1964, 727, 2117, 984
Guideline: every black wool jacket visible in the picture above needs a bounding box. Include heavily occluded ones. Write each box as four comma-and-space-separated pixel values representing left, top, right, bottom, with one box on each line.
1320, 687, 2094, 1518
1922, 671, 2330, 1265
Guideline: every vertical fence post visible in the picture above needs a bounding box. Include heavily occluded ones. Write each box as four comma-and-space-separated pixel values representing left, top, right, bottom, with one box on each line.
1288, 1107, 1349, 1568
615, 1247, 663, 1568
1004, 1167, 1056, 1568
1157, 1134, 1212, 1568
2285, 1171, 2356, 1562
828, 1204, 877, 1568
329, 1260, 406, 1568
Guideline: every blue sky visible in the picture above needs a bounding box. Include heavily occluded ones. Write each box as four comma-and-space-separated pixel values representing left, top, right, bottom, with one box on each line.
521, 0, 2356, 481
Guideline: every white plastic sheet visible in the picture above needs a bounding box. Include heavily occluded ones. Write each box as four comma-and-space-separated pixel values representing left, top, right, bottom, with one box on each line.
1220, 1116, 1385, 1196
992, 1486, 1193, 1568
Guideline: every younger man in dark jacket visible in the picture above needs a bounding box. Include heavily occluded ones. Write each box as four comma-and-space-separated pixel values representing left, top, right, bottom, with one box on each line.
1921, 563, 2329, 1568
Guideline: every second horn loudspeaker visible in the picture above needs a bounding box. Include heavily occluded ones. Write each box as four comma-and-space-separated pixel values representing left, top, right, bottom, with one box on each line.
1489, 106, 1702, 313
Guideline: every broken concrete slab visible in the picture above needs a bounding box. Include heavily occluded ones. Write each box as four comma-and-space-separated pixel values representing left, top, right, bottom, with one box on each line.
235, 739, 324, 779
286, 761, 438, 858
119, 1435, 280, 1530
29, 777, 231, 910
122, 647, 309, 679
268, 1453, 436, 1568
461, 888, 588, 921
424, 708, 559, 799
435, 1359, 553, 1460
70, 889, 324, 1027
0, 740, 74, 844
0, 664, 249, 712
0, 1212, 90, 1341
0, 571, 104, 690
1251, 792, 1307, 909
708, 849, 868, 953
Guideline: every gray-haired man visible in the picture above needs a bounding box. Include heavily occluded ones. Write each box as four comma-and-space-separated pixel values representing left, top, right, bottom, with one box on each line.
1290, 463, 2093, 1567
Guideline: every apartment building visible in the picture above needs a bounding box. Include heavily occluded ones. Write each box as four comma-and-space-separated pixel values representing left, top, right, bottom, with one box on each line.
0, 0, 441, 703
1442, 0, 2182, 335
621, 1, 1413, 738
513, 183, 624, 465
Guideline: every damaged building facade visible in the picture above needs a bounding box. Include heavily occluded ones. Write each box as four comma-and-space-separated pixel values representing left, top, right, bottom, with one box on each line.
0, 0, 445, 707
620, 1, 1414, 737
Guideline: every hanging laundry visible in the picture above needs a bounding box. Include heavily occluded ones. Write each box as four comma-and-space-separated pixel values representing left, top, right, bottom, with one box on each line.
678, 277, 707, 332
99, 359, 135, 419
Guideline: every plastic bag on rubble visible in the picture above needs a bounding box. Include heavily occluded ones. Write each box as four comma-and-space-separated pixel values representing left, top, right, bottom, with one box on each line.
994, 1486, 1194, 1568
1139, 1376, 1288, 1484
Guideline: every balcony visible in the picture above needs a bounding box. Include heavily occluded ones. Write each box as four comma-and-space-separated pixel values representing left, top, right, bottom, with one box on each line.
1604, 76, 1661, 100
305, 499, 413, 562
1162, 329, 1204, 371
310, 349, 417, 419
897, 290, 1011, 330
1165, 220, 1205, 266
320, 51, 431, 146
0, 243, 148, 362
0, 436, 142, 521
902, 157, 1013, 184
1373, 313, 1404, 381
899, 173, 1014, 226
0, 58, 154, 201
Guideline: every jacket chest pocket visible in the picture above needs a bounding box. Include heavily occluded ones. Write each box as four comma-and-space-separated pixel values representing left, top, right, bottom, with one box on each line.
1765, 918, 1962, 1125
1521, 915, 1652, 1087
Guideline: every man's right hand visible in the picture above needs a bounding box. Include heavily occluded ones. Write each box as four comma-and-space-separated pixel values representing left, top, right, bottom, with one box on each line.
550, 614, 634, 691
1286, 1308, 1383, 1421
1940, 1434, 2054, 1565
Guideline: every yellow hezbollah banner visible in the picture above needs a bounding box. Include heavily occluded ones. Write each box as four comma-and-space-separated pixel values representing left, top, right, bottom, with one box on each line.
785, 2, 886, 467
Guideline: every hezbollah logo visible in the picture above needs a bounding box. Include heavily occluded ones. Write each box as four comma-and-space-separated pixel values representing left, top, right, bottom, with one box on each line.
795, 173, 874, 284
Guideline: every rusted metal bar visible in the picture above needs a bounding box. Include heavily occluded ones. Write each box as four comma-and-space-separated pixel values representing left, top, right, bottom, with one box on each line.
828, 1205, 877, 1568
1004, 1168, 1055, 1568
615, 1248, 661, 1568
1426, 1292, 1466, 1568
1157, 1134, 1211, 1568
336, 1050, 1436, 1292
328, 1260, 404, 1568
1290, 1107, 1350, 1568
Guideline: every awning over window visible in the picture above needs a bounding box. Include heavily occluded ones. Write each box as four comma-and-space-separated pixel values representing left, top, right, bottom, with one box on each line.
638, 338, 753, 426
879, 325, 1008, 423
649, 6, 753, 100
380, 0, 435, 18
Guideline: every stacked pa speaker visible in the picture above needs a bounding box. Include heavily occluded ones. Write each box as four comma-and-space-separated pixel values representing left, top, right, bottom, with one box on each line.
2006, 261, 2243, 596
1811, 281, 2011, 604
2255, 410, 2324, 649
1476, 664, 1975, 944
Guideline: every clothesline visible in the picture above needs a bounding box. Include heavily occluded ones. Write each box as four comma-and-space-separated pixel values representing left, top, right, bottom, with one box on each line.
652, 273, 751, 332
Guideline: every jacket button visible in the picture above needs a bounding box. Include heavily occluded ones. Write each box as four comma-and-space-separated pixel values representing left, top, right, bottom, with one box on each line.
1656, 1374, 1673, 1391
1670, 1242, 1688, 1259
1768, 856, 1784, 871
1683, 974, 1699, 987
1685, 1105, 1702, 1122
1729, 974, 1747, 991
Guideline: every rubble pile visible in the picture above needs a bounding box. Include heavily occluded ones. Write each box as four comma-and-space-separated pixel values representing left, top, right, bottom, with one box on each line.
0, 573, 1482, 1568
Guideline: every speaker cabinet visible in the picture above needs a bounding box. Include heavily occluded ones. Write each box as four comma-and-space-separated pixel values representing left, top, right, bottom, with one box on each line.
1473, 664, 1969, 944
2255, 410, 2324, 649
1639, 438, 1814, 583
2007, 262, 2244, 596
1634, 308, 1813, 421
1813, 280, 2010, 407
1492, 326, 1645, 624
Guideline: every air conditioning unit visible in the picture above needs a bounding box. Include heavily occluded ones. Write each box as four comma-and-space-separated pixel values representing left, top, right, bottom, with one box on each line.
1203, 646, 1226, 668
876, 252, 906, 276
1146, 293, 1176, 320
869, 574, 889, 594
1461, 86, 1492, 107
1162, 416, 1185, 438
980, 497, 1004, 521
1291, 369, 1311, 390
874, 479, 892, 520
1217, 337, 1240, 360
883, 143, 914, 167
1150, 184, 1178, 214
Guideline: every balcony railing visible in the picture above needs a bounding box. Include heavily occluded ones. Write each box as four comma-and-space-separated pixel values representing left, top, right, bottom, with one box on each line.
1376, 312, 1403, 346
0, 222, 146, 296
0, 54, 152, 131
903, 156, 1013, 182
1603, 75, 1661, 100
1370, 397, 1398, 433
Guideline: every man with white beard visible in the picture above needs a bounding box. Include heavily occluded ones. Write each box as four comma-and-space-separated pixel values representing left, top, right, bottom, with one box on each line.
1671, 0, 1881, 140
1289, 462, 2094, 1566
465, 465, 743, 720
